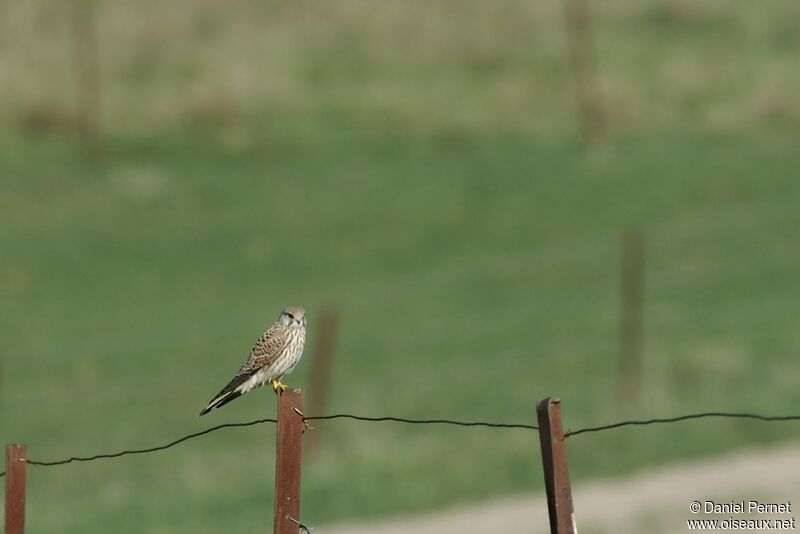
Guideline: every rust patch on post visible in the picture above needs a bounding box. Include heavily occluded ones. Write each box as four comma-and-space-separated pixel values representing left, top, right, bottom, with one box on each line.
274, 390, 304, 534
537, 398, 576, 534
5, 444, 27, 534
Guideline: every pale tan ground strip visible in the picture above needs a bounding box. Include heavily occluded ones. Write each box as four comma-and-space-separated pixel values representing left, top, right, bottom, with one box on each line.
323, 441, 800, 534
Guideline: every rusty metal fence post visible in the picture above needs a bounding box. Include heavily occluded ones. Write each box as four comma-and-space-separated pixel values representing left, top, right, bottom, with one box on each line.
307, 306, 339, 456
537, 398, 576, 534
5, 444, 27, 534
274, 389, 304, 534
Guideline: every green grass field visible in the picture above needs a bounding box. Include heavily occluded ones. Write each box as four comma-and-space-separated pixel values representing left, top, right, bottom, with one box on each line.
2, 1, 800, 532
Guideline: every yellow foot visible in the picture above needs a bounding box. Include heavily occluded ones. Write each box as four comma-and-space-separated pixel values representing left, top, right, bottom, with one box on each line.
271, 379, 288, 392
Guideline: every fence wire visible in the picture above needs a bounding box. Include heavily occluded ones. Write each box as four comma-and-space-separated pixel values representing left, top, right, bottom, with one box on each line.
304, 413, 539, 430
564, 411, 800, 437
22, 418, 278, 470
3, 409, 800, 477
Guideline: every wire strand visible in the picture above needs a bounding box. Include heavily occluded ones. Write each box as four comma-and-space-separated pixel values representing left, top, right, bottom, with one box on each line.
565, 412, 800, 437
2, 410, 800, 478
21, 418, 277, 471
304, 413, 539, 430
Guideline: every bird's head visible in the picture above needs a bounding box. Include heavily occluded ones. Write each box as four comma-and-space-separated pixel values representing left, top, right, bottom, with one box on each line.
279, 306, 307, 328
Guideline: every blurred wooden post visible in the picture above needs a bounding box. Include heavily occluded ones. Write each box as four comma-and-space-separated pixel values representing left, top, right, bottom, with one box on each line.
563, 0, 607, 146
69, 0, 102, 146
274, 389, 304, 534
5, 444, 27, 534
618, 229, 645, 404
306, 306, 339, 455
536, 398, 576, 534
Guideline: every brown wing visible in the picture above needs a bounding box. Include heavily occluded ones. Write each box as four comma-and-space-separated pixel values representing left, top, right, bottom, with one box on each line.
237, 323, 290, 374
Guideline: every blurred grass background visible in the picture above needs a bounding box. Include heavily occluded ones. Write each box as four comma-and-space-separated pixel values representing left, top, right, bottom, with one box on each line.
1, 0, 799, 532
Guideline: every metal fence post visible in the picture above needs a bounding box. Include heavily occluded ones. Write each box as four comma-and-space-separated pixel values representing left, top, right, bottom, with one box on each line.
274, 389, 304, 534
5, 444, 27, 534
307, 306, 339, 456
537, 398, 576, 534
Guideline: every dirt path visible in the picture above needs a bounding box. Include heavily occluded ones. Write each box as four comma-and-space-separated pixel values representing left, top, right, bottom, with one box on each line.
322, 441, 800, 533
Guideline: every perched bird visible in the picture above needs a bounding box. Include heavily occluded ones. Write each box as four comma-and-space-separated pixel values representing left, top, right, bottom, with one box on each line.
199, 306, 307, 416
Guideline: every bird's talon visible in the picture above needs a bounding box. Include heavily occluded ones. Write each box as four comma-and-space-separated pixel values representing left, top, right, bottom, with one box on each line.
271, 379, 288, 392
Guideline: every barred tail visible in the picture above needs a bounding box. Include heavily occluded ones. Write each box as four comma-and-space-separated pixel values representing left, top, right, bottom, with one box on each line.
199, 373, 252, 416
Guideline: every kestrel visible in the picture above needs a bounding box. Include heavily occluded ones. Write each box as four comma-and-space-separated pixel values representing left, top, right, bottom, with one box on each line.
199, 306, 307, 416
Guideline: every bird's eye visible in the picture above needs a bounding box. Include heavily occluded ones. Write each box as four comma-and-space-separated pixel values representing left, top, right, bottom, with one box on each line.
286, 313, 294, 320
